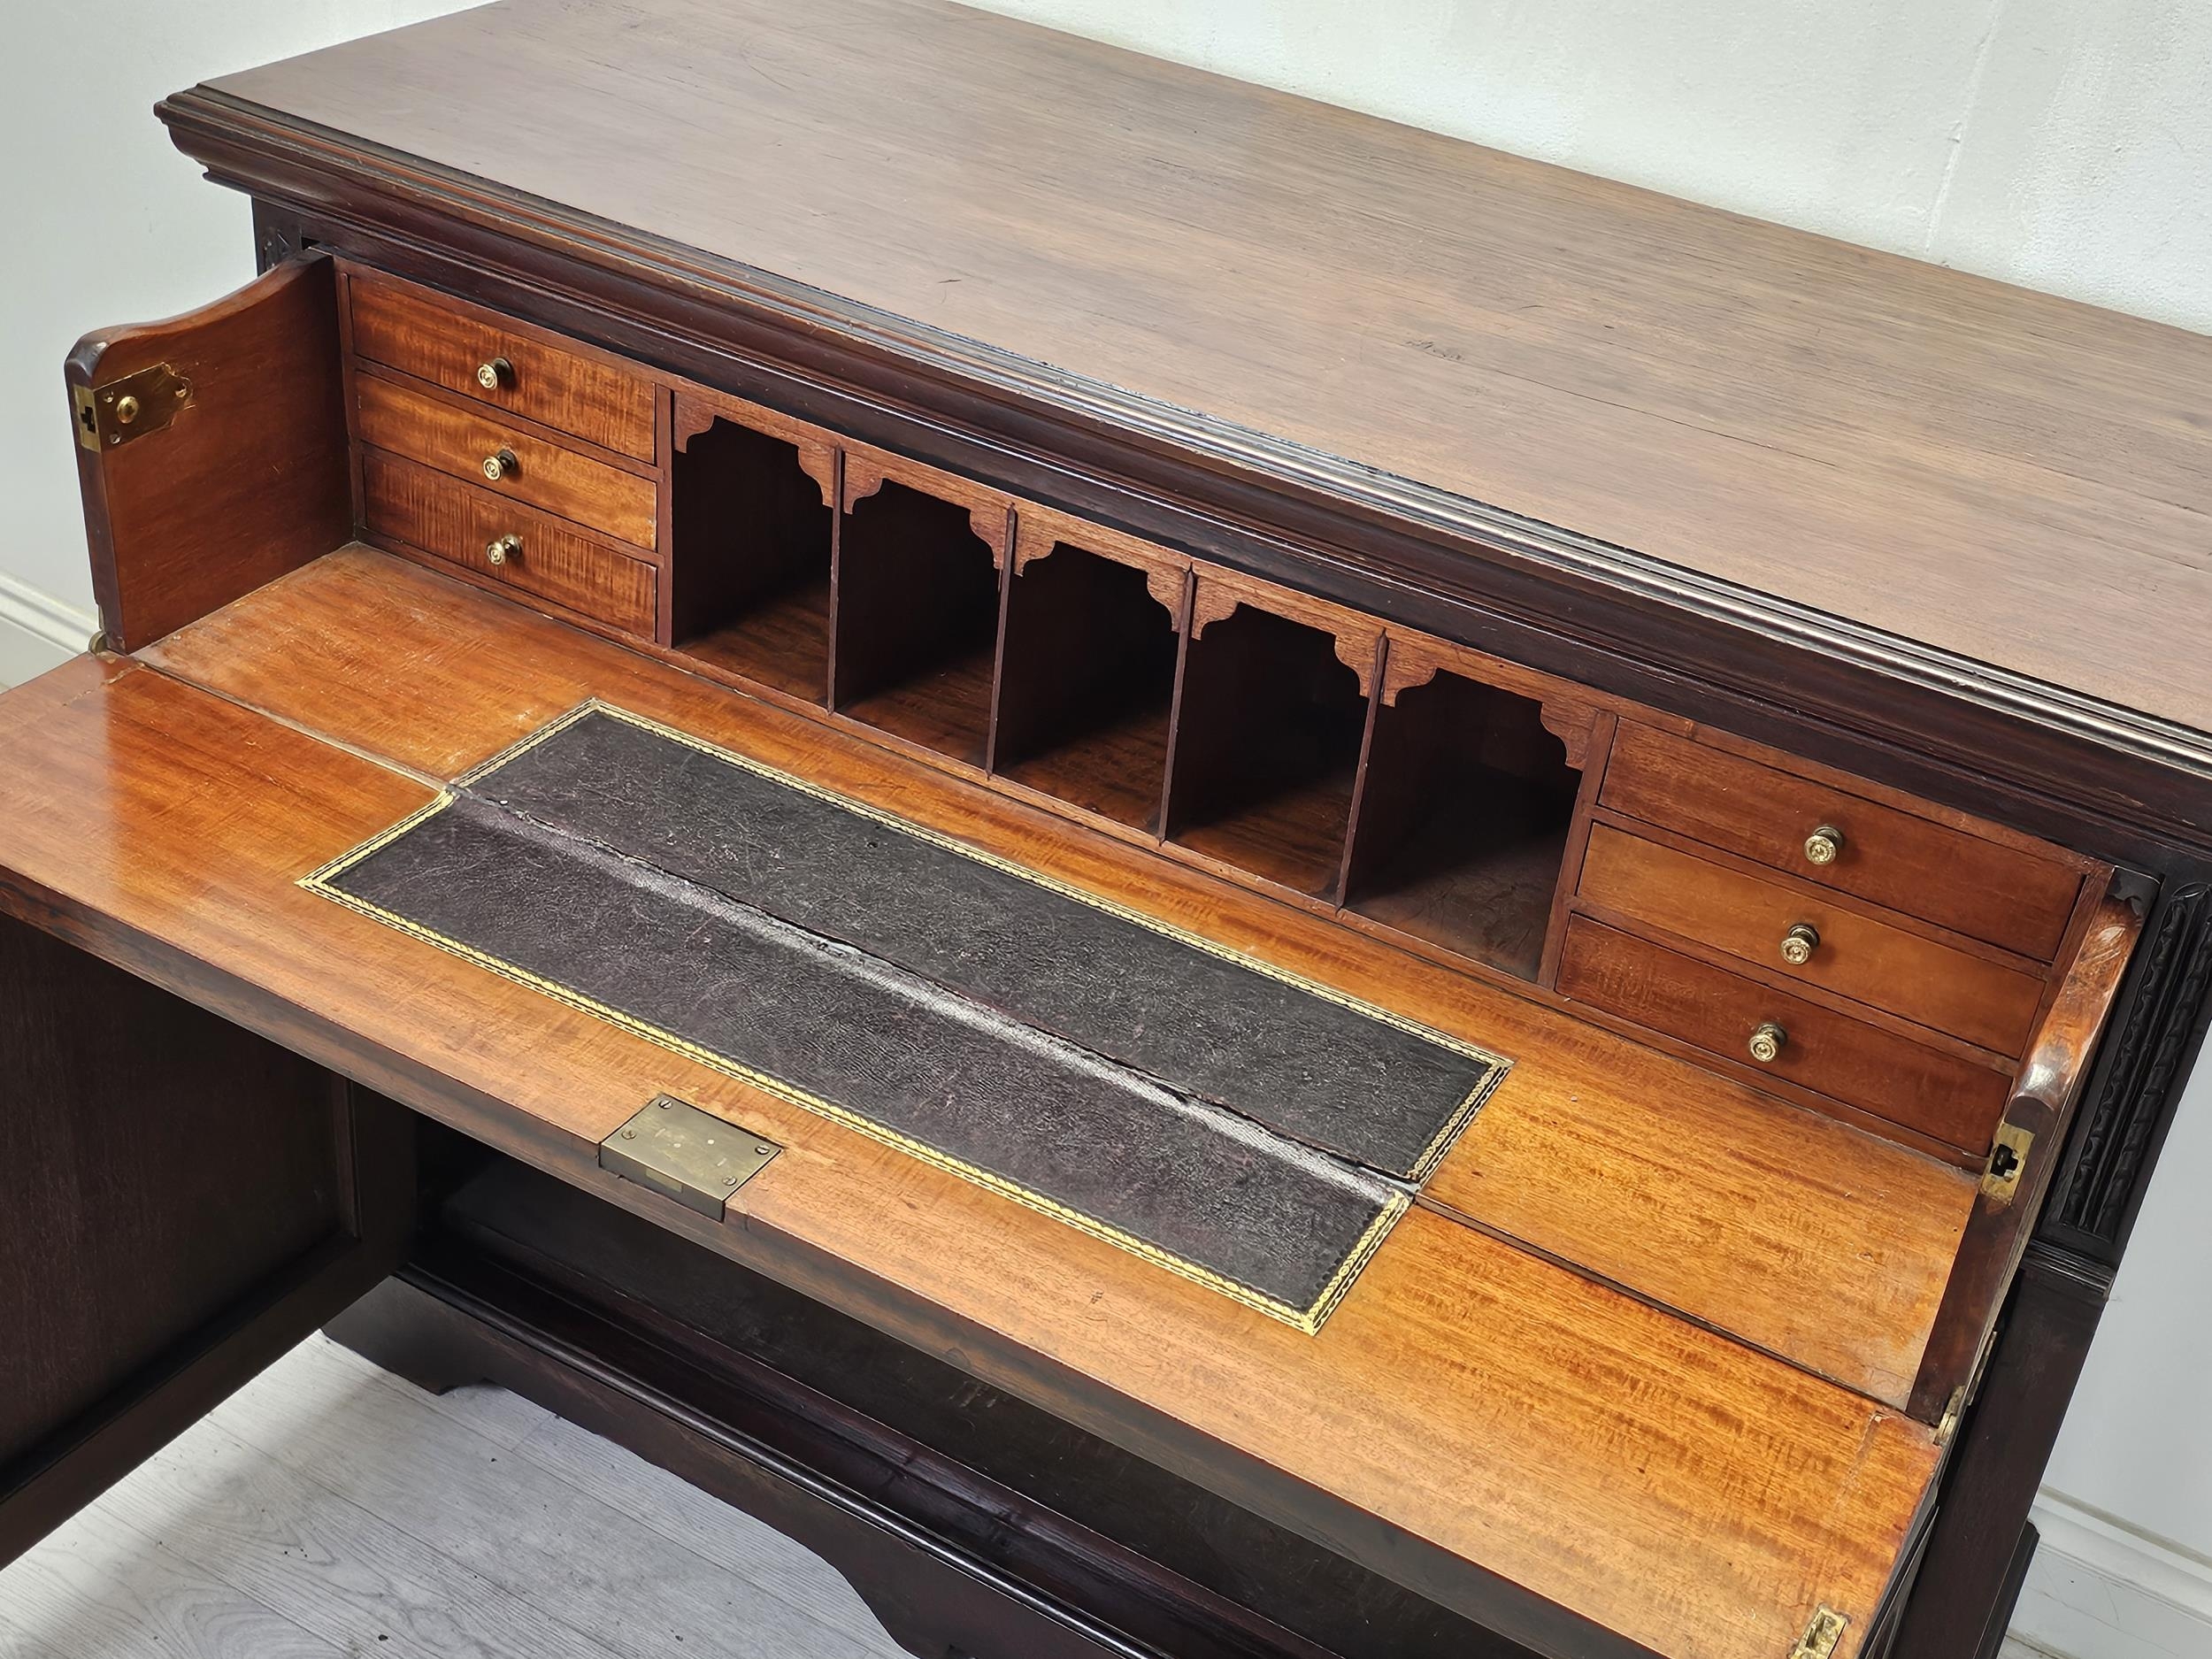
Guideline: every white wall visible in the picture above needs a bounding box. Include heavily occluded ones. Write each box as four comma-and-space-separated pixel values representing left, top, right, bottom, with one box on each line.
0, 0, 467, 681
3, 2, 2209, 1650
973, 0, 2212, 334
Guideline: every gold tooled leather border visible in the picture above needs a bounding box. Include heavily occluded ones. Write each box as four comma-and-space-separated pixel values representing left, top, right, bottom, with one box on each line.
302, 699, 1513, 1333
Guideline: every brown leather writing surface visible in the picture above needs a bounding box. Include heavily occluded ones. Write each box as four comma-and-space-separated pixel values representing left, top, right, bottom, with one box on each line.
311, 703, 1516, 1329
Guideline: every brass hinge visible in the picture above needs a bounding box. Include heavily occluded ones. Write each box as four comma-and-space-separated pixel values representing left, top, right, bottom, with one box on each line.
1936, 1384, 1969, 1446
598, 1094, 780, 1217
73, 361, 193, 452
1980, 1121, 2034, 1205
1788, 1606, 1848, 1659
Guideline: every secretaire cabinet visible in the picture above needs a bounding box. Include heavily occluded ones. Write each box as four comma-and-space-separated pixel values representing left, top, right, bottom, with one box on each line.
7, 4, 2212, 1658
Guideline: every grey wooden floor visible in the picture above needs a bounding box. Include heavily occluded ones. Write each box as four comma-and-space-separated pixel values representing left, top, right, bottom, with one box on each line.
0, 1332, 2070, 1659
0, 1334, 905, 1659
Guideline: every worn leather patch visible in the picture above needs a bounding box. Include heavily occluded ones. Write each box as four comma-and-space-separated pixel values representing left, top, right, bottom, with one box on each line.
306, 702, 1511, 1331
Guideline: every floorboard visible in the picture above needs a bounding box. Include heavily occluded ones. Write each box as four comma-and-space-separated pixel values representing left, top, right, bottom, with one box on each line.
0, 1330, 2067, 1659
0, 1503, 339, 1659
0, 1335, 903, 1659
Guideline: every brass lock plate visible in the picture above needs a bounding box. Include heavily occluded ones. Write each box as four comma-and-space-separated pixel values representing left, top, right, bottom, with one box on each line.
599, 1094, 780, 1217
74, 362, 194, 451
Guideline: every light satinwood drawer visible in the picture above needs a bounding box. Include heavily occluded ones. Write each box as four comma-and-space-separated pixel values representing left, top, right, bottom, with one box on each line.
1577, 824, 2046, 1056
1556, 915, 2012, 1153
354, 373, 658, 551
363, 449, 657, 634
1600, 722, 2082, 960
349, 275, 657, 460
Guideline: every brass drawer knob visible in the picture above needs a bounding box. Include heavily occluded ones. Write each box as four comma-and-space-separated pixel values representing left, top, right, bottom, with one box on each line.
476, 356, 513, 390
1779, 922, 1820, 965
1748, 1020, 1787, 1064
1803, 824, 1845, 865
486, 534, 522, 567
481, 447, 518, 481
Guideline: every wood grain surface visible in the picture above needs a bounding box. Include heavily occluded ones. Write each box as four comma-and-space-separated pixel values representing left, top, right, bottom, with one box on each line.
139, 549, 1974, 1415
348, 273, 657, 461
1601, 723, 2084, 960
1558, 917, 2013, 1153
67, 257, 348, 653
1577, 824, 2046, 1056
1906, 895, 2141, 1422
353, 372, 657, 549
0, 915, 343, 1475
202, 0, 2212, 734
362, 449, 657, 633
0, 552, 1959, 1654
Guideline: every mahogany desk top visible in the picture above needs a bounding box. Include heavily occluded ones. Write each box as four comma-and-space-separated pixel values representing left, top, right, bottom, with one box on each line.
189, 0, 2212, 749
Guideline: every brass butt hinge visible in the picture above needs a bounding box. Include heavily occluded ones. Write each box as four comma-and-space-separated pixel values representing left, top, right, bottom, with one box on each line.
1980, 1121, 2034, 1206
1788, 1606, 1847, 1659
1936, 1384, 1969, 1446
73, 361, 193, 452
598, 1094, 780, 1217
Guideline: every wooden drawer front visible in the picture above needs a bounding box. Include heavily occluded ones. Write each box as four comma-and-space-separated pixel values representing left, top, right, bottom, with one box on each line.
349, 277, 656, 460
1557, 917, 2011, 1152
355, 373, 658, 550
364, 449, 657, 634
1601, 722, 2080, 959
1578, 825, 2045, 1056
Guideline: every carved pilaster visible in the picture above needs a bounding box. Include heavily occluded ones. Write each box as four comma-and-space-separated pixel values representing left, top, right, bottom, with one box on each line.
2046, 882, 2212, 1256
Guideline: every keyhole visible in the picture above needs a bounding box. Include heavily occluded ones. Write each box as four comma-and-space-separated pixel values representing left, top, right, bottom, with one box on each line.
1988, 1142, 2021, 1182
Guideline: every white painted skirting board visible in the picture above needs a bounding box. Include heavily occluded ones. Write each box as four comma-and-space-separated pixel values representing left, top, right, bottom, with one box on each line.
2013, 1490, 2212, 1659
0, 572, 96, 690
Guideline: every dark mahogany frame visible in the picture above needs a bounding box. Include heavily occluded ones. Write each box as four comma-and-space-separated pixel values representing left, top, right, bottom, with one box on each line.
39, 84, 2200, 1658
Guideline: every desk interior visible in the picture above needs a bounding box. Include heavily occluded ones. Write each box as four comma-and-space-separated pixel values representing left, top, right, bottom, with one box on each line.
0, 548, 1975, 1653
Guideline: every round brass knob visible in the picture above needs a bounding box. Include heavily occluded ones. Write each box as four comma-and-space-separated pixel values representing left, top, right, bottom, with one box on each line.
1747, 1020, 1787, 1064
486, 534, 522, 567
481, 448, 518, 481
1779, 922, 1820, 965
1803, 824, 1845, 865
475, 357, 512, 390
114, 394, 141, 426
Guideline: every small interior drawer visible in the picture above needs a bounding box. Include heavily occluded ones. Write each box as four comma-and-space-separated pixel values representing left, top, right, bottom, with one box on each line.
349, 275, 656, 461
363, 449, 658, 635
1577, 823, 2046, 1056
1556, 915, 2012, 1153
355, 372, 657, 550
1600, 722, 2082, 959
